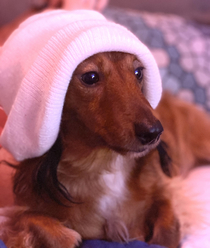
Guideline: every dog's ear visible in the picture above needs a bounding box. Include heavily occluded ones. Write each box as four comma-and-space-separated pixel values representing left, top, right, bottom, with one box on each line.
14, 134, 75, 206
144, 197, 180, 248
157, 140, 173, 177
33, 133, 74, 206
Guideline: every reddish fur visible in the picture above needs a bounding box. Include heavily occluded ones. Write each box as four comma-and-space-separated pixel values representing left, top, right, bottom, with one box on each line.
1, 52, 210, 248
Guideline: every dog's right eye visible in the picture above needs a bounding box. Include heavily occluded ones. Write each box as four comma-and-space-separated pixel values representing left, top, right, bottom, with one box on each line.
81, 71, 99, 85
134, 67, 144, 82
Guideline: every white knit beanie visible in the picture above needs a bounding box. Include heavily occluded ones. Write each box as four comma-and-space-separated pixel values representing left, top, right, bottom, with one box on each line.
0, 10, 162, 161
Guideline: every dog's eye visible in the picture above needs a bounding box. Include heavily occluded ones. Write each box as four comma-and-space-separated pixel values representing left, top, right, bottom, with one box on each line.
81, 71, 99, 85
134, 67, 144, 81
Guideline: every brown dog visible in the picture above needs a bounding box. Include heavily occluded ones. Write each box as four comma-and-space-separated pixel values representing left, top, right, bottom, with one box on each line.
1, 52, 210, 248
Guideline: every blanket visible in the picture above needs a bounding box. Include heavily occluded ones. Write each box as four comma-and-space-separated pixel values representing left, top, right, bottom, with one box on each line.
0, 241, 6, 248
81, 240, 165, 248
0, 239, 165, 248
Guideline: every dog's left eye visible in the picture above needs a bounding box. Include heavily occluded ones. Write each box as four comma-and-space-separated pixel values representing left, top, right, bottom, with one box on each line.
81, 71, 99, 85
134, 67, 144, 82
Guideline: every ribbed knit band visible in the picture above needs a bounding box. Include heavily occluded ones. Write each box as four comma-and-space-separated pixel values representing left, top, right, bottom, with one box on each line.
0, 10, 162, 161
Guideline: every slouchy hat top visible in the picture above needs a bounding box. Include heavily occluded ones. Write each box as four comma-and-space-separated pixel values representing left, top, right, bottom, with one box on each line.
0, 10, 162, 161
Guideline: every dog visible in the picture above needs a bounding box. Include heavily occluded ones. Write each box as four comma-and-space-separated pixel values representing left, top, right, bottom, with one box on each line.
1, 51, 210, 248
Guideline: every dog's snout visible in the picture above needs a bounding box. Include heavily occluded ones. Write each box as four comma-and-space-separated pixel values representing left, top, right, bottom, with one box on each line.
135, 120, 163, 145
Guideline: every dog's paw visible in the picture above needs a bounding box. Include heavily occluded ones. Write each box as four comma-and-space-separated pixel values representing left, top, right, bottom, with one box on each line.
0, 206, 81, 248
63, 228, 82, 248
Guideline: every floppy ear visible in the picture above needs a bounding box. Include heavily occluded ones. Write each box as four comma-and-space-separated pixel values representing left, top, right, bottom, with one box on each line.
157, 140, 173, 177
14, 134, 75, 206
144, 197, 180, 248
32, 133, 74, 206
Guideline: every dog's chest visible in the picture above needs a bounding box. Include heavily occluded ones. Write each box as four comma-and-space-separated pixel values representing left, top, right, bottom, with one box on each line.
61, 151, 135, 240
97, 154, 135, 241
98, 155, 130, 217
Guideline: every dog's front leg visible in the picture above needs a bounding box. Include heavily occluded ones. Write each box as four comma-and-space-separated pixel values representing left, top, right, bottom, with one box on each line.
0, 206, 81, 248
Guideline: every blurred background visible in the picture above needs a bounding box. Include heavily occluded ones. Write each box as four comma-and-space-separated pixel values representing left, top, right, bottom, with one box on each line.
1, 0, 210, 26
110, 0, 210, 22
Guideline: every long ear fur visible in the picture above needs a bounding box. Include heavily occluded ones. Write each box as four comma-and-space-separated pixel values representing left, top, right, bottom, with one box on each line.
14, 134, 75, 206
157, 140, 172, 177
34, 134, 75, 205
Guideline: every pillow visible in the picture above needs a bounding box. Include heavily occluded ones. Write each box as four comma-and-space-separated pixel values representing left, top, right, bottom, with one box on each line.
104, 7, 210, 111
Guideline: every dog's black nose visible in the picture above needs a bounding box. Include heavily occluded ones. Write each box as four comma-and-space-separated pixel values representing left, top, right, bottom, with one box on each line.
135, 120, 163, 145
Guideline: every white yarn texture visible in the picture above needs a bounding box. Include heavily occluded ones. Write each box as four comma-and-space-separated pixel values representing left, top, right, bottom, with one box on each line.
0, 10, 162, 161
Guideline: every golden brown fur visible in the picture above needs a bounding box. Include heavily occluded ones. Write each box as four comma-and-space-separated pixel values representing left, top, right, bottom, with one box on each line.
1, 52, 210, 248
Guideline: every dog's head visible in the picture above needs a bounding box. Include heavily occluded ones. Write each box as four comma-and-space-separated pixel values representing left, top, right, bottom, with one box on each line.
61, 52, 163, 159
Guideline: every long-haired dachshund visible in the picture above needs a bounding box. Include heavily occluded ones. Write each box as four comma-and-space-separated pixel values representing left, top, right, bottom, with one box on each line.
1, 51, 210, 248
